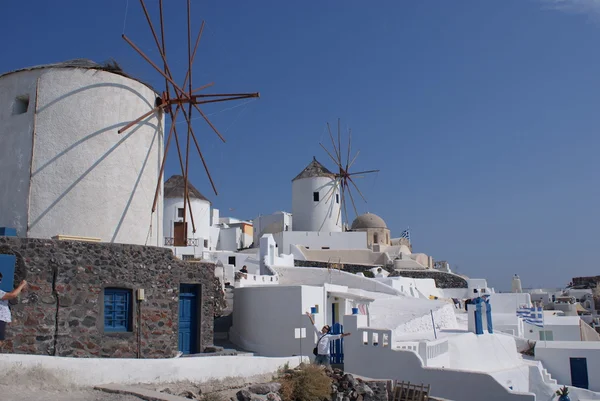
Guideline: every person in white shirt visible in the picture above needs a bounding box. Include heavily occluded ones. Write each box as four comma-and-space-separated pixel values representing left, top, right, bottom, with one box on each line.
305, 311, 351, 367
0, 274, 27, 344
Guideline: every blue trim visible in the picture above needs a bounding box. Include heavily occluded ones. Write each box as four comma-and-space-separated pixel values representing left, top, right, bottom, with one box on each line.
104, 288, 131, 332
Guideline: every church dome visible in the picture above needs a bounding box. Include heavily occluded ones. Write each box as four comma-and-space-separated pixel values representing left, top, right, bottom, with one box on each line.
351, 213, 387, 230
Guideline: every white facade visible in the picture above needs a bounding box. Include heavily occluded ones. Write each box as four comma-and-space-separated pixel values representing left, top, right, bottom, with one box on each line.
253, 211, 292, 246
535, 341, 600, 392
0, 63, 164, 245
273, 231, 366, 255
163, 196, 211, 258
292, 175, 341, 233
524, 315, 583, 342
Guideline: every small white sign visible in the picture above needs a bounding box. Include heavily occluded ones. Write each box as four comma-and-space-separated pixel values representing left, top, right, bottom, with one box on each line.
294, 328, 307, 339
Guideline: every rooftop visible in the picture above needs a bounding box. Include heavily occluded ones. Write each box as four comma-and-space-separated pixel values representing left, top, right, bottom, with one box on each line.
0, 58, 157, 93
292, 157, 335, 181
164, 175, 210, 202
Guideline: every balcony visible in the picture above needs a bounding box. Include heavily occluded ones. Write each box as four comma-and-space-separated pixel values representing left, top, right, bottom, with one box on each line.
164, 237, 199, 247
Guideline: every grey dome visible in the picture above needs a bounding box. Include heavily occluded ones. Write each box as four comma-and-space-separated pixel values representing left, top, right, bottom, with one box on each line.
351, 213, 387, 230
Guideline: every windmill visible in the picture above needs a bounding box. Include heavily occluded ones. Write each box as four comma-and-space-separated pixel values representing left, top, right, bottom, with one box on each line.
319, 119, 379, 229
118, 0, 259, 237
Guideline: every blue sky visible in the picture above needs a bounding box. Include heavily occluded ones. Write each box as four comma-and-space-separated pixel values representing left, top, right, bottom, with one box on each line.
3, 0, 600, 290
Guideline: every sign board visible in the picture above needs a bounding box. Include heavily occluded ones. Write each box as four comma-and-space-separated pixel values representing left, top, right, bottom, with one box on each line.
294, 328, 306, 339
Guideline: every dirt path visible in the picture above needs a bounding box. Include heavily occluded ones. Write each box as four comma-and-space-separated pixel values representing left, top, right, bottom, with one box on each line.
0, 365, 141, 401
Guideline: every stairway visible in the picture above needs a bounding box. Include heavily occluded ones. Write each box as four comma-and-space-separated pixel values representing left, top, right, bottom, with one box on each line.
214, 285, 234, 342
542, 367, 557, 385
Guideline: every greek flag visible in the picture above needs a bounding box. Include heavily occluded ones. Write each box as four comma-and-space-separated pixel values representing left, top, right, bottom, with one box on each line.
517, 306, 544, 327
400, 228, 410, 242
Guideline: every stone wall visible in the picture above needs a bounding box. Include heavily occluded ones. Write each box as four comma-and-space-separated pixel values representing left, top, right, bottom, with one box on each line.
388, 270, 468, 289
0, 237, 219, 358
572, 276, 600, 288
294, 259, 385, 273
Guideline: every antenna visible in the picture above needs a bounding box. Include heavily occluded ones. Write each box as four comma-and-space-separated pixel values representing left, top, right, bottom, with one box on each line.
319, 118, 379, 228
119, 0, 259, 235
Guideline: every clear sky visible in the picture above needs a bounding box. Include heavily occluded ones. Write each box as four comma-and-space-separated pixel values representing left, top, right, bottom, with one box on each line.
2, 0, 600, 290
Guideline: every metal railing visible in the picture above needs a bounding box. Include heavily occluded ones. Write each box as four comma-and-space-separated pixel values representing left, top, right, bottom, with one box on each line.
164, 237, 199, 247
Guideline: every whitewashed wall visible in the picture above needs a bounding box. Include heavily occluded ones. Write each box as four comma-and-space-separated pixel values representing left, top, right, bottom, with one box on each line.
229, 285, 326, 357
0, 67, 164, 245
253, 212, 292, 245
490, 293, 532, 313
163, 197, 211, 257
524, 317, 582, 342
344, 315, 535, 401
0, 70, 38, 235
218, 226, 241, 251
209, 250, 260, 275
274, 231, 367, 255
375, 277, 441, 299
292, 176, 341, 233
0, 353, 306, 386
274, 266, 399, 296
535, 342, 600, 392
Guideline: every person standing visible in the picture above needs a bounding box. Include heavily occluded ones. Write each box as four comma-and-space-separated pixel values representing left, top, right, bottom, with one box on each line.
305, 311, 351, 367
0, 274, 27, 344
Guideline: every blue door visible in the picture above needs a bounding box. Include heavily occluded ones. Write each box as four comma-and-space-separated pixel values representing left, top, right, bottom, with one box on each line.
0, 255, 16, 292
330, 322, 344, 364
570, 357, 589, 389
178, 284, 199, 355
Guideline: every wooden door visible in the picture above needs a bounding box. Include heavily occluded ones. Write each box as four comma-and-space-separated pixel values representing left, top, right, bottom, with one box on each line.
174, 222, 187, 246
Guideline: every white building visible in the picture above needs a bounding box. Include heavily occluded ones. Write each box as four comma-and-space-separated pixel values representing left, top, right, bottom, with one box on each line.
163, 175, 211, 259
291, 157, 341, 233
535, 342, 600, 391
253, 211, 292, 246
227, 236, 600, 401
0, 59, 164, 245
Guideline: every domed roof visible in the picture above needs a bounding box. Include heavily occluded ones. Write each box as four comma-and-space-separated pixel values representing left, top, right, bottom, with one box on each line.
351, 213, 387, 230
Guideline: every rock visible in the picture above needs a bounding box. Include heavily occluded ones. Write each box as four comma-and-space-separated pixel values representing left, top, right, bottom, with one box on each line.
248, 383, 281, 395
355, 383, 374, 397
266, 393, 281, 401
342, 373, 357, 387
204, 346, 224, 353
342, 397, 350, 401
159, 387, 174, 394
236, 389, 252, 401
179, 390, 200, 399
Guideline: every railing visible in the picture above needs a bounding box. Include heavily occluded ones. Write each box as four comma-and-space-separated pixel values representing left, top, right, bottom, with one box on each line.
425, 338, 449, 360
164, 237, 199, 247
360, 328, 392, 348
395, 341, 420, 353
235, 273, 279, 287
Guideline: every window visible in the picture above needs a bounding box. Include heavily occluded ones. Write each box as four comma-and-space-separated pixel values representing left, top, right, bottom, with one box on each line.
203, 239, 208, 248
322, 247, 330, 250
386, 233, 389, 243
177, 208, 185, 218
228, 256, 236, 266
313, 192, 319, 202
539, 331, 554, 341
104, 288, 132, 332
374, 233, 379, 243
12, 95, 29, 115
336, 194, 339, 204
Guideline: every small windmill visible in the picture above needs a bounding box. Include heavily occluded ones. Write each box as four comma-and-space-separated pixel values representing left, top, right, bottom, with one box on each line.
119, 0, 259, 236
319, 119, 379, 229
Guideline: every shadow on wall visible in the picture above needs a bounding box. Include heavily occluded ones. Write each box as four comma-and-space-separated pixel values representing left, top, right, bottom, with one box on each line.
28, 117, 158, 238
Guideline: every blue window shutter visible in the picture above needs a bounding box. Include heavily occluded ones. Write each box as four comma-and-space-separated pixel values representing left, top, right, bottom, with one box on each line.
104, 289, 131, 332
